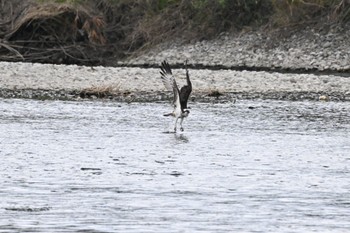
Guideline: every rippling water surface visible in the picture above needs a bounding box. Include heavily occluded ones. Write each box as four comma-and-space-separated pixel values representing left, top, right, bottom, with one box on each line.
1, 98, 349, 232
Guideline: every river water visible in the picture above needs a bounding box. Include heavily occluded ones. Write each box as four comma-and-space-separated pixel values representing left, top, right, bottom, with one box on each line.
1, 98, 349, 232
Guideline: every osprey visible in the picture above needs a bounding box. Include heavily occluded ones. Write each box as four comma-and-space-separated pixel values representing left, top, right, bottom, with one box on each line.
160, 60, 192, 132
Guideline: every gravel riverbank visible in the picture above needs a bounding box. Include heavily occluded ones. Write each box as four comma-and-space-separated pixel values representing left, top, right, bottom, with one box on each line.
0, 61, 349, 102
123, 27, 350, 73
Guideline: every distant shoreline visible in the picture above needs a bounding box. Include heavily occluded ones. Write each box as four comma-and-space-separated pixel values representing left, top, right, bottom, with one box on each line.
1, 61, 349, 102
1, 88, 349, 102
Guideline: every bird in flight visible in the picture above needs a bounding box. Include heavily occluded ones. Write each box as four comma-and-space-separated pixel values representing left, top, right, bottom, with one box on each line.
160, 60, 192, 132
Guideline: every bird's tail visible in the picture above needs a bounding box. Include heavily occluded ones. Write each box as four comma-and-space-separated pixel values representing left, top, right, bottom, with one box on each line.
163, 113, 173, 117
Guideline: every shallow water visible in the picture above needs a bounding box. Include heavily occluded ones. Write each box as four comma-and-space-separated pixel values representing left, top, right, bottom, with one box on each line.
1, 98, 349, 233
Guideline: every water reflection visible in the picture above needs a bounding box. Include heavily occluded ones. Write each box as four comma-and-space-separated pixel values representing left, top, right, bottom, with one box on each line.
174, 133, 189, 143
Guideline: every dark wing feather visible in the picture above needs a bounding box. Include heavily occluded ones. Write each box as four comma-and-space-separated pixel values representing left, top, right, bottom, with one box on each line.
179, 62, 192, 110
160, 61, 172, 76
180, 86, 192, 109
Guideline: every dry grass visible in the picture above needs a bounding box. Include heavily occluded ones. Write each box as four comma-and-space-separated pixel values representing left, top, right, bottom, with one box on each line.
207, 89, 224, 98
0, 0, 107, 64
271, 0, 350, 26
6, 3, 106, 44
123, 0, 273, 51
79, 83, 121, 98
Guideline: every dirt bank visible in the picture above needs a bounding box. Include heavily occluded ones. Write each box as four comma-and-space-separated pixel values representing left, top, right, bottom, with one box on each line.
0, 0, 349, 71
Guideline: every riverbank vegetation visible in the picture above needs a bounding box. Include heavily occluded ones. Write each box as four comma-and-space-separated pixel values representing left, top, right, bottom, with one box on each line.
0, 0, 349, 65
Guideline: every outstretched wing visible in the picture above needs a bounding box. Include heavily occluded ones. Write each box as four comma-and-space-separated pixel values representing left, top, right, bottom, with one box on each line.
160, 61, 174, 91
160, 61, 181, 111
179, 60, 192, 109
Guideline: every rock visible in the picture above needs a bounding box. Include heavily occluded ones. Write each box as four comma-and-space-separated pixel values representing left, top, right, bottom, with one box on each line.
323, 41, 332, 48
319, 95, 330, 101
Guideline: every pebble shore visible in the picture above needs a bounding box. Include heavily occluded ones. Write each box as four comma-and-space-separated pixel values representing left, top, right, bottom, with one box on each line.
0, 61, 349, 102
124, 28, 350, 72
1, 28, 349, 102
